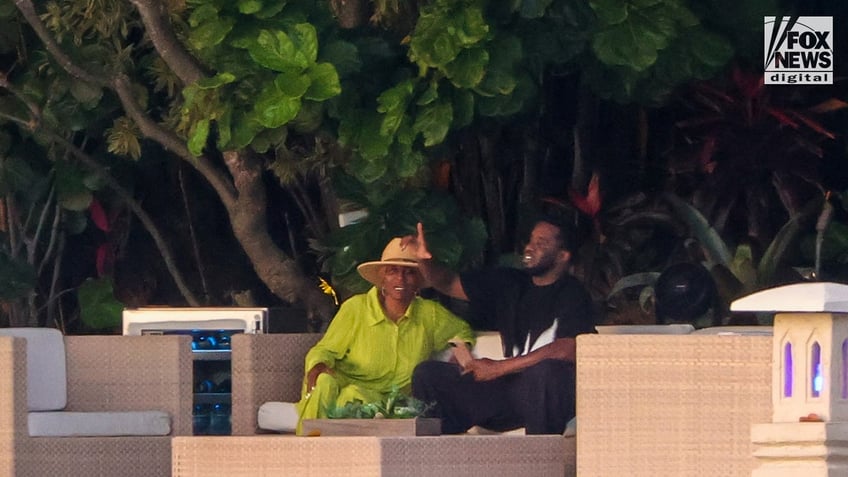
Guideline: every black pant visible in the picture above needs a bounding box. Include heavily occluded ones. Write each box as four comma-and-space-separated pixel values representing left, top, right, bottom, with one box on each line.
411, 359, 575, 435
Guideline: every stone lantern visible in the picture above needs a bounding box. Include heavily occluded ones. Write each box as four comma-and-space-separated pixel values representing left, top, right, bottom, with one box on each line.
731, 282, 848, 477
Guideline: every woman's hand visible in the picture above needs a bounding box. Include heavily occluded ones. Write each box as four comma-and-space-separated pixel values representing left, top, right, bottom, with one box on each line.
306, 362, 334, 392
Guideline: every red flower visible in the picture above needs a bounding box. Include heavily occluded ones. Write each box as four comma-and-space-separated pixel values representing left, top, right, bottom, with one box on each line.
568, 173, 602, 218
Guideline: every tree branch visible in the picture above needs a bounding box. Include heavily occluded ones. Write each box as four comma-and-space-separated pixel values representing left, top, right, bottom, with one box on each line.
111, 75, 238, 205
0, 76, 201, 305
52, 133, 202, 306
128, 0, 207, 85
14, 0, 108, 87
11, 0, 238, 206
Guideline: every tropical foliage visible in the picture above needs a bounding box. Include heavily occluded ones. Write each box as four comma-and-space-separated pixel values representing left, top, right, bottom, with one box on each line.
0, 0, 843, 331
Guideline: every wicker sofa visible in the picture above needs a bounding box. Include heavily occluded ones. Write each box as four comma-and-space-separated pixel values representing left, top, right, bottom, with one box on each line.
0, 331, 193, 477
575, 333, 773, 477
169, 332, 575, 476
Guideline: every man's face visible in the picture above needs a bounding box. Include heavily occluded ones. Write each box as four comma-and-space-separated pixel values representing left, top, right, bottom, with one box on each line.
521, 222, 566, 277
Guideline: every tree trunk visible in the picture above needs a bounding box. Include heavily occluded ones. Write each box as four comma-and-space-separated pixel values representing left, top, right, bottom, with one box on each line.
222, 151, 335, 328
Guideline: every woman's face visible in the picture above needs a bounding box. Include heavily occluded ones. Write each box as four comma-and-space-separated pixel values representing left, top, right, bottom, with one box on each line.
380, 265, 421, 302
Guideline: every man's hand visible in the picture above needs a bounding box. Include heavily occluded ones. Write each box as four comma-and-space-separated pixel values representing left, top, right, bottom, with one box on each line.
400, 222, 433, 261
462, 358, 508, 382
306, 363, 333, 392
449, 339, 474, 368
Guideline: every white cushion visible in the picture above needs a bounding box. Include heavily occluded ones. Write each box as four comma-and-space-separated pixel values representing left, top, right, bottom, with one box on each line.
257, 401, 298, 433
595, 324, 695, 335
564, 416, 577, 437
471, 332, 504, 359
28, 411, 170, 437
691, 326, 773, 336
0, 328, 67, 411
433, 331, 505, 362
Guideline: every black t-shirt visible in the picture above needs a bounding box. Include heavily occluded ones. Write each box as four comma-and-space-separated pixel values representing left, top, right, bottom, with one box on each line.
460, 267, 595, 357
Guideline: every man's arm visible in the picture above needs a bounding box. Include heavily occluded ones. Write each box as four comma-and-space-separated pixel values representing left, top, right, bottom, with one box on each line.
462, 337, 575, 382
403, 222, 469, 300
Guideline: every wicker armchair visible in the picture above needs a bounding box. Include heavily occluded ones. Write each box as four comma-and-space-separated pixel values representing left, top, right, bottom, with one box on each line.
230, 333, 322, 435
0, 330, 193, 477
576, 333, 773, 477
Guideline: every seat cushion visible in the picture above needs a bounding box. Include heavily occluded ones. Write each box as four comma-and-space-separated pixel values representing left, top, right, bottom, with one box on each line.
0, 327, 67, 411
257, 401, 298, 433
28, 410, 171, 437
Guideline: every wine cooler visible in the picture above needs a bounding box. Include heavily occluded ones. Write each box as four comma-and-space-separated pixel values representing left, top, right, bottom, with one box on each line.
122, 307, 268, 435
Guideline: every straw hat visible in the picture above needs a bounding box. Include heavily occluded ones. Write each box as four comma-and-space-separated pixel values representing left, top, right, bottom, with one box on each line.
356, 238, 424, 286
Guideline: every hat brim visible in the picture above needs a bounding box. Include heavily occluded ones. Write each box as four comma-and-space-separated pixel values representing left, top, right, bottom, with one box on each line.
356, 260, 426, 287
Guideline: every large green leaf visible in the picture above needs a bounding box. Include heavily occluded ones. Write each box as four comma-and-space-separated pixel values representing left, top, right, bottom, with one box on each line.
188, 118, 210, 156
251, 126, 287, 153
249, 29, 308, 72
473, 35, 521, 96
350, 153, 389, 184
196, 72, 237, 89
391, 145, 424, 178
78, 277, 124, 330
412, 100, 452, 147
409, 3, 489, 68
188, 4, 219, 28
189, 13, 236, 50
275, 70, 311, 98
476, 74, 535, 116
451, 89, 475, 128
54, 161, 92, 211
663, 193, 732, 266
304, 63, 341, 101
394, 118, 417, 146
289, 23, 319, 65
377, 79, 414, 136
253, 1, 287, 19
443, 47, 489, 88
759, 198, 821, 285
589, 0, 629, 24
354, 112, 393, 161
592, 25, 659, 72
69, 81, 102, 107
216, 108, 233, 149
254, 83, 301, 128
689, 27, 734, 68
230, 112, 264, 149
237, 0, 263, 14
416, 81, 439, 106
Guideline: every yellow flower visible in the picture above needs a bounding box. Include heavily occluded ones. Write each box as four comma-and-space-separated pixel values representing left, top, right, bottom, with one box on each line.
319, 277, 339, 305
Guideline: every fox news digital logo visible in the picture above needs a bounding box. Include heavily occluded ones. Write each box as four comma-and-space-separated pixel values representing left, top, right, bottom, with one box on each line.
764, 16, 833, 85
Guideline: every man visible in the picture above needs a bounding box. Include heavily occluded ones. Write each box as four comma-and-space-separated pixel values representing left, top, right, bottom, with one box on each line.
406, 218, 594, 435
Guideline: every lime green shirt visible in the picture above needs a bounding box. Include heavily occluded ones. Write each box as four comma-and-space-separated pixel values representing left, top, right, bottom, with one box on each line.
304, 286, 475, 393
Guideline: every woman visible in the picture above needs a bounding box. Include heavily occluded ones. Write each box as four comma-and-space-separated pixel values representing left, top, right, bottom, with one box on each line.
293, 237, 474, 434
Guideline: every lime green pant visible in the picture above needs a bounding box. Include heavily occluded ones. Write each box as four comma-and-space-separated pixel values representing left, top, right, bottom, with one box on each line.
294, 372, 386, 435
